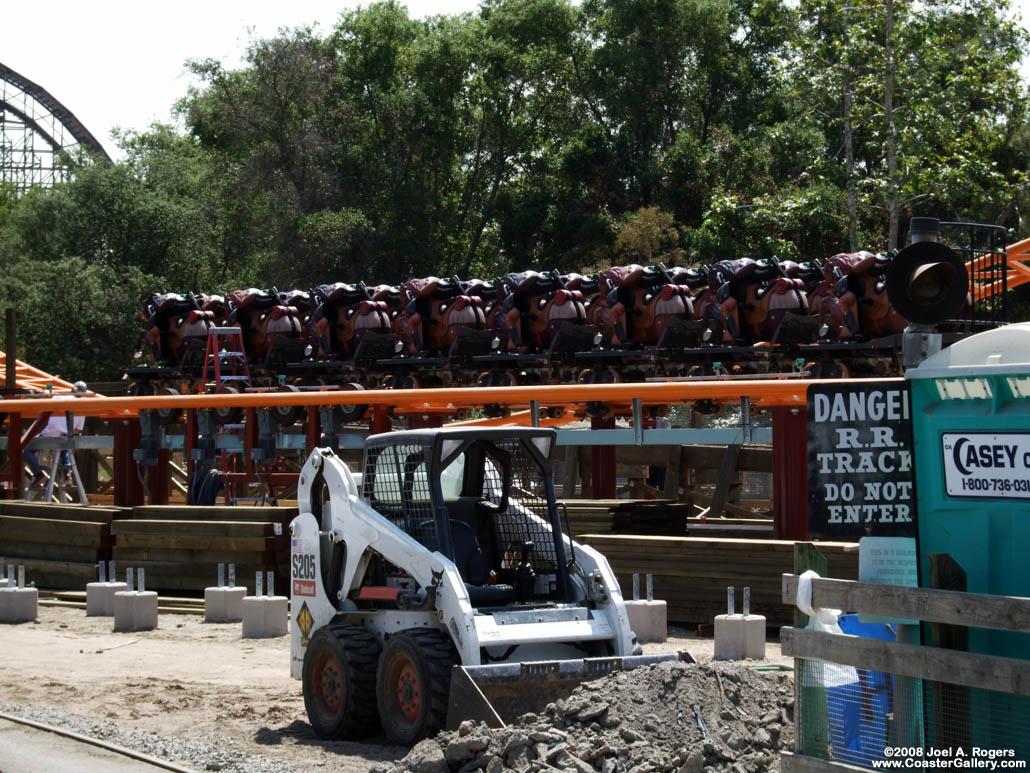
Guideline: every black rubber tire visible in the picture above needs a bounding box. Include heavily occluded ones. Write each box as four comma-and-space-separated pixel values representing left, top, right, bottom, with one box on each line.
376, 628, 457, 745
337, 383, 368, 423
153, 386, 184, 425
213, 384, 243, 425
273, 384, 303, 426
303, 624, 382, 740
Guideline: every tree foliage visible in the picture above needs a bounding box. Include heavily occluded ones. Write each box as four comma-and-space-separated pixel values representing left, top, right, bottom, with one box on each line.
0, 0, 1027, 379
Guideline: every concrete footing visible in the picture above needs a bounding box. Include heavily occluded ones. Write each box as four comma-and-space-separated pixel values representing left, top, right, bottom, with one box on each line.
714, 613, 766, 660
204, 586, 248, 623
0, 587, 39, 623
86, 582, 129, 616
626, 599, 668, 643
113, 591, 159, 632
241, 595, 288, 638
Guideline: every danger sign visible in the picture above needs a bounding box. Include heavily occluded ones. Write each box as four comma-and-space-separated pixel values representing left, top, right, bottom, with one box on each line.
807, 383, 917, 540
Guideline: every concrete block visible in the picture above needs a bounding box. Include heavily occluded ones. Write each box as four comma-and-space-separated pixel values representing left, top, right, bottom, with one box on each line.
241, 595, 288, 638
714, 613, 767, 660
204, 586, 247, 623
113, 591, 159, 632
0, 588, 38, 623
741, 614, 767, 660
0, 578, 8, 589
625, 599, 668, 643
86, 582, 128, 616
714, 613, 745, 660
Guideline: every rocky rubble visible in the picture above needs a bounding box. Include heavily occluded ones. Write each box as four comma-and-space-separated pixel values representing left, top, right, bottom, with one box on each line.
375, 661, 794, 773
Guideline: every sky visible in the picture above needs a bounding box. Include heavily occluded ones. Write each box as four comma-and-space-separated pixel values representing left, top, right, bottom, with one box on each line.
3, 0, 1030, 161
3, 1, 482, 160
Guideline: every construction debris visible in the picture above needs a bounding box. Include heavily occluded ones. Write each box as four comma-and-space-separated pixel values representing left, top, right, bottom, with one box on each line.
374, 660, 794, 773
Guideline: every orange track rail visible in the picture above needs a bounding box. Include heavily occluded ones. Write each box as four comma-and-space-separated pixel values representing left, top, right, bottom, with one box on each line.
0, 352, 85, 395
968, 239, 1030, 297
0, 377, 903, 420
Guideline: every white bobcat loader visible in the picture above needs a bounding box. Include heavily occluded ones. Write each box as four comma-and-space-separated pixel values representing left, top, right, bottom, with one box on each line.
290, 427, 689, 744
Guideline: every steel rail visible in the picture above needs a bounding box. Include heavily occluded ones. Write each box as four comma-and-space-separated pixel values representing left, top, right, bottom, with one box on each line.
0, 711, 196, 773
0, 377, 904, 418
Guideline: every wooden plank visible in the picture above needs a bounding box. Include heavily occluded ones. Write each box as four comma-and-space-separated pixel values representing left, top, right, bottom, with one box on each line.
0, 515, 106, 538
706, 445, 740, 518
662, 446, 681, 500
9, 558, 98, 586
113, 534, 273, 551
780, 751, 870, 773
781, 626, 1030, 697
562, 446, 579, 499
111, 520, 276, 537
0, 502, 124, 522
112, 546, 279, 563
781, 574, 1030, 634
685, 491, 760, 519
0, 540, 103, 562
680, 445, 773, 473
130, 505, 297, 523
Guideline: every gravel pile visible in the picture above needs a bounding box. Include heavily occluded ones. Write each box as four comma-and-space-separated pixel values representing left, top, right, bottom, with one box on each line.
0, 702, 297, 773
376, 661, 794, 773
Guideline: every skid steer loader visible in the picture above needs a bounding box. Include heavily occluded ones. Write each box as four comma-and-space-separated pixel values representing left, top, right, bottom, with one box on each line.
290, 427, 689, 745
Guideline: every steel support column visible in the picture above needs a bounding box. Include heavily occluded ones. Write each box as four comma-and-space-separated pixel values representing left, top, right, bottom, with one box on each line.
305, 407, 320, 453
772, 407, 808, 540
406, 413, 445, 430
113, 420, 144, 507
147, 449, 170, 505
590, 415, 617, 499
372, 405, 392, 435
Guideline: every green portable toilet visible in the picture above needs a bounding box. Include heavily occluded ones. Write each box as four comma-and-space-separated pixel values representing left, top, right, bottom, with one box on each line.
906, 322, 1030, 754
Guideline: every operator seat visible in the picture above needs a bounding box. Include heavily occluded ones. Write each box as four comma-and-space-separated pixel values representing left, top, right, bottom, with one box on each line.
449, 519, 515, 607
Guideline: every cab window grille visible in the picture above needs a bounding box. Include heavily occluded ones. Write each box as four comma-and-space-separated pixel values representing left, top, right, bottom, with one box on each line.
362, 444, 439, 551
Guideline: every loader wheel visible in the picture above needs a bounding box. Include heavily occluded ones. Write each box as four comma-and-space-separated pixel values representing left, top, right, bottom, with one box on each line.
303, 624, 381, 740
376, 628, 457, 745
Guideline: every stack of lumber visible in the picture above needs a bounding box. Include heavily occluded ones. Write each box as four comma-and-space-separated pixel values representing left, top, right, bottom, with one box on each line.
611, 501, 687, 535
111, 511, 293, 594
0, 501, 124, 589
580, 534, 858, 626
561, 500, 619, 537
685, 517, 774, 539
39, 590, 206, 615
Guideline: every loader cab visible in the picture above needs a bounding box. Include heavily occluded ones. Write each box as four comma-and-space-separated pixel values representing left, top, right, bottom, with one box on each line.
361, 427, 574, 607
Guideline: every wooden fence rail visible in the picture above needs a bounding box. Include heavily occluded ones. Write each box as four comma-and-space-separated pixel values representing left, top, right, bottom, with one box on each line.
780, 567, 1030, 772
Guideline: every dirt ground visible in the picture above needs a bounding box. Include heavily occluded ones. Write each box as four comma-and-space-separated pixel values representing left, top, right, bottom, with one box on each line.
0, 606, 790, 772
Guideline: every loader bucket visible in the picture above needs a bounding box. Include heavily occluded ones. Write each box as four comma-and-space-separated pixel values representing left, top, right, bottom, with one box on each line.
445, 652, 694, 730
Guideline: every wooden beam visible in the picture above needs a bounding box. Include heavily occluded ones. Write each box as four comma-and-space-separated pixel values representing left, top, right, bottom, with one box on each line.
782, 574, 1030, 634
562, 446, 579, 499
706, 444, 740, 518
781, 627, 1030, 697
662, 445, 681, 500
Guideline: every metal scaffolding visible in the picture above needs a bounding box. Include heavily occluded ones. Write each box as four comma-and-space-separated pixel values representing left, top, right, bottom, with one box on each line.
0, 62, 110, 193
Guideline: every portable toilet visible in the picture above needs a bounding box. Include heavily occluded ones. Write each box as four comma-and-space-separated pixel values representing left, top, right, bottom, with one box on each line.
906, 322, 1030, 755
